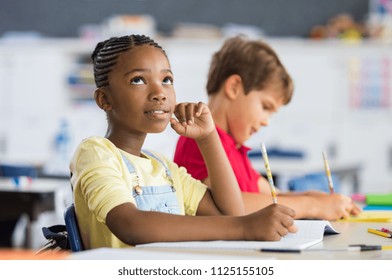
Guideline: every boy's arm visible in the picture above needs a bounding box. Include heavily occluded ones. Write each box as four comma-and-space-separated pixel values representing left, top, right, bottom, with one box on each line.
199, 175, 360, 220
256, 177, 361, 219
242, 188, 361, 220
170, 102, 244, 216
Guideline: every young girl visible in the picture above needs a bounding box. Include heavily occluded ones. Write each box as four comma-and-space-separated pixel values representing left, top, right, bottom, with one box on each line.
174, 35, 361, 220
70, 34, 296, 249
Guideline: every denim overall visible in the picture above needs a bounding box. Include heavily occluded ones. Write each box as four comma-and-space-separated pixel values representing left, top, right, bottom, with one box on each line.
121, 151, 181, 214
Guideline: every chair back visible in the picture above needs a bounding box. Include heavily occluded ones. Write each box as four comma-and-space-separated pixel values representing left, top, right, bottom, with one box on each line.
288, 172, 341, 193
64, 204, 84, 252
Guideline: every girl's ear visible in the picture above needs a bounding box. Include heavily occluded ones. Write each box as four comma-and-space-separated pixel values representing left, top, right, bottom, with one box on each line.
94, 88, 112, 111
223, 74, 244, 100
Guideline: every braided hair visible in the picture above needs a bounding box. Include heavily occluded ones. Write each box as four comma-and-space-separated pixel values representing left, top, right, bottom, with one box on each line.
91, 34, 167, 88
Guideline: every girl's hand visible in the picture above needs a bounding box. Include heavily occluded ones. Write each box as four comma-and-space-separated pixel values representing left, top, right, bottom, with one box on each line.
241, 204, 297, 241
170, 102, 215, 140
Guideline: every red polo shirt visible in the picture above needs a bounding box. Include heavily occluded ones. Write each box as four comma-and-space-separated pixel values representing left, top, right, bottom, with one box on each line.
173, 125, 261, 193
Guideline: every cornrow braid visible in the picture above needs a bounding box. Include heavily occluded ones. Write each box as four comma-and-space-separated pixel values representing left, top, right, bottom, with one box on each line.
91, 34, 166, 87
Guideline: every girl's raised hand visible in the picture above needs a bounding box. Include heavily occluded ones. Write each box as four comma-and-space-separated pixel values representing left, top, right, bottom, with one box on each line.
170, 102, 215, 140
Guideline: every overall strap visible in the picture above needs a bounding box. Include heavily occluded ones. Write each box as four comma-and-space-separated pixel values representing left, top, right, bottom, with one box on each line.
121, 155, 139, 187
142, 149, 173, 179
121, 150, 174, 187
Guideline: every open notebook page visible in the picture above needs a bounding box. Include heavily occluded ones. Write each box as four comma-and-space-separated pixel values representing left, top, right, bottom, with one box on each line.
137, 220, 339, 251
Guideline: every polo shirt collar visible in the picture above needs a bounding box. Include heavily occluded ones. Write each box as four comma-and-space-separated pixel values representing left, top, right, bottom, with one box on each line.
215, 125, 251, 155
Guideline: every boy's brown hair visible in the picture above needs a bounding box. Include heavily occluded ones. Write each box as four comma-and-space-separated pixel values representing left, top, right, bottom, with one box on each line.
206, 35, 293, 104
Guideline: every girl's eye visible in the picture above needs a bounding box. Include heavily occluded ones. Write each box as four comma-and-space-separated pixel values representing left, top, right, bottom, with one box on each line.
162, 76, 174, 85
131, 76, 145, 85
262, 103, 272, 111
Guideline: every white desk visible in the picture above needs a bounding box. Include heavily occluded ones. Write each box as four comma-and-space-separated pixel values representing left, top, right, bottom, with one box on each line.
69, 221, 392, 260
0, 178, 70, 248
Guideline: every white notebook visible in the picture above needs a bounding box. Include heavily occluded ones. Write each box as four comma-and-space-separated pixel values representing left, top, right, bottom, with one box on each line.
137, 220, 339, 251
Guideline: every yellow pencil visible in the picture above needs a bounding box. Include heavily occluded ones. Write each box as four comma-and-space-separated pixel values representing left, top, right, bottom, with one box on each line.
261, 143, 278, 204
322, 151, 334, 194
367, 228, 392, 238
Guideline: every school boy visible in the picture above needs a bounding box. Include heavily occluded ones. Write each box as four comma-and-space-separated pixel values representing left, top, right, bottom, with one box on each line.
174, 35, 361, 220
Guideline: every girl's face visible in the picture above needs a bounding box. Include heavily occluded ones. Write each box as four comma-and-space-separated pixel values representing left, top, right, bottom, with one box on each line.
227, 86, 283, 145
104, 45, 176, 135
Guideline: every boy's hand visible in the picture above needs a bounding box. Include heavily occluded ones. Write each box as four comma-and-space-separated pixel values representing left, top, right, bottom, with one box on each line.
170, 102, 215, 140
303, 191, 361, 220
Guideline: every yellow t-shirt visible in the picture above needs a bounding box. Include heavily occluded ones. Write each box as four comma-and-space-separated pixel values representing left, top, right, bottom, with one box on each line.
70, 136, 207, 249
